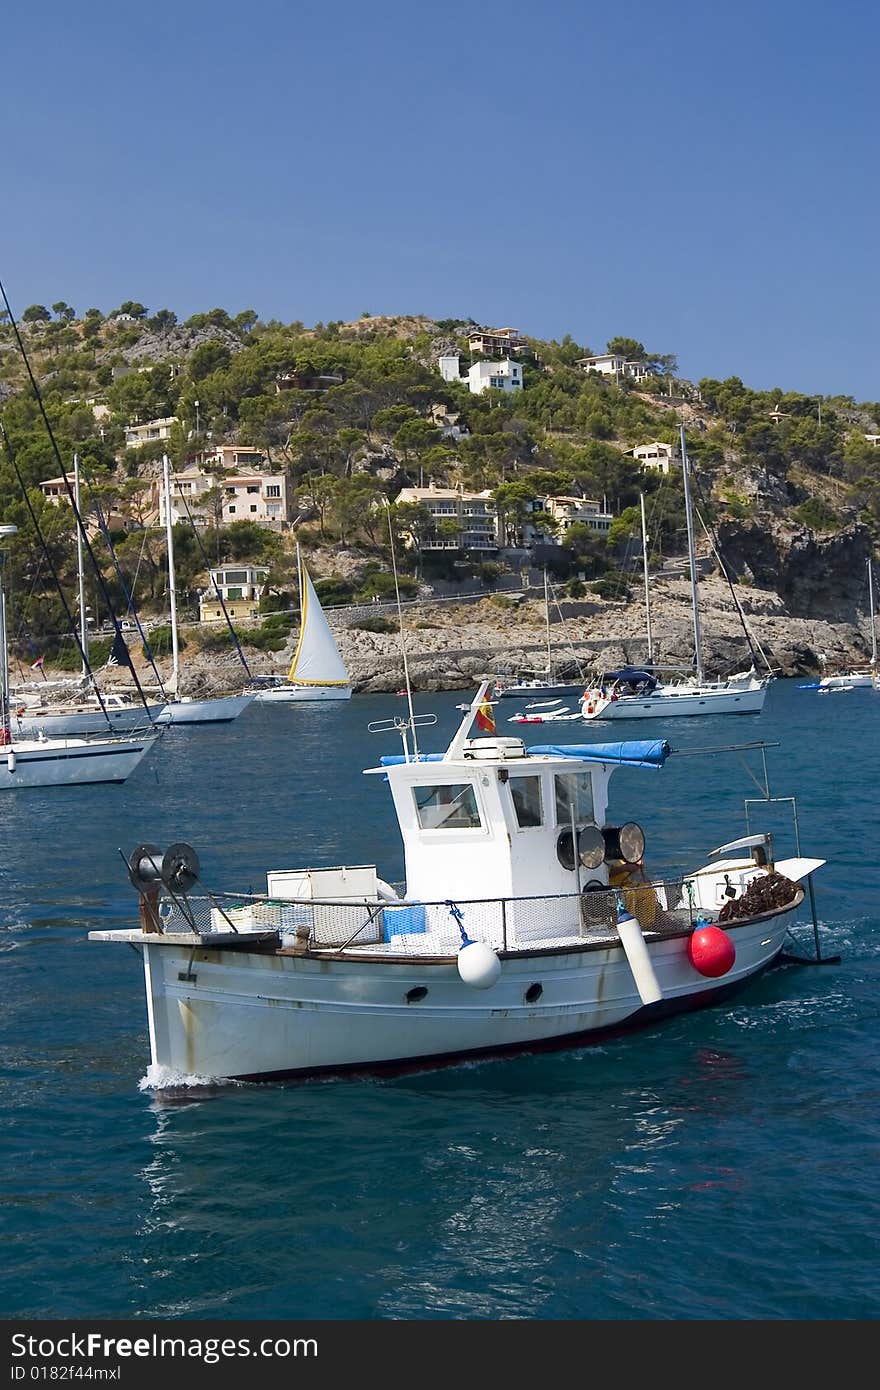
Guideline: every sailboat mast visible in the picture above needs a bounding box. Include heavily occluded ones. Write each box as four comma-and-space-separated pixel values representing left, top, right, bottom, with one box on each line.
869, 557, 878, 667
162, 455, 180, 695
680, 425, 704, 682
639, 492, 654, 667
543, 569, 552, 680
0, 524, 15, 734
74, 454, 88, 678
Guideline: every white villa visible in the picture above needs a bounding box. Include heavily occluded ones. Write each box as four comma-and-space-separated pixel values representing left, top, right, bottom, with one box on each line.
198, 564, 269, 623
157, 451, 292, 530
395, 484, 613, 553
520, 496, 614, 545
124, 416, 178, 448
156, 465, 217, 527
630, 441, 678, 474
577, 354, 650, 383
438, 354, 523, 395
395, 485, 499, 552
220, 471, 290, 529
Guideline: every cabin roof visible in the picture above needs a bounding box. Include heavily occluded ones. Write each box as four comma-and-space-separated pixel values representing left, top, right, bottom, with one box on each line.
374, 740, 670, 773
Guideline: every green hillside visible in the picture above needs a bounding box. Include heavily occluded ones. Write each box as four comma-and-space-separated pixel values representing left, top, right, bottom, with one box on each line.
0, 301, 877, 658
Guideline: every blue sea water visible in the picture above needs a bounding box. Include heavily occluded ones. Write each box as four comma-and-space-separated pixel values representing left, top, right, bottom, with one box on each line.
0, 678, 878, 1322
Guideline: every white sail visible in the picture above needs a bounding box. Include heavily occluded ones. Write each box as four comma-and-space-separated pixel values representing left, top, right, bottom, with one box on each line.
287, 552, 350, 686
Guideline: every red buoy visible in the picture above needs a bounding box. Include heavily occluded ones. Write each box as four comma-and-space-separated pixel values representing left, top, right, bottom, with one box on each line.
688, 924, 736, 978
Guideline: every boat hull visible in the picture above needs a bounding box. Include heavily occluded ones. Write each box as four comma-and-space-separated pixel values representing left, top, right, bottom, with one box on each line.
14, 702, 165, 737
496, 683, 586, 700
0, 734, 159, 789
129, 913, 788, 1083
818, 673, 873, 690
582, 684, 767, 720
156, 694, 255, 724
252, 685, 353, 703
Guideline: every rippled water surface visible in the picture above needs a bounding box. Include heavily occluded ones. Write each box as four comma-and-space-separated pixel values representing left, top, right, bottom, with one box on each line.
1, 680, 877, 1320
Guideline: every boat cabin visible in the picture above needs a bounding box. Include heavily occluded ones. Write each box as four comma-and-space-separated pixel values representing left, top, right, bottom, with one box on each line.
369, 731, 668, 941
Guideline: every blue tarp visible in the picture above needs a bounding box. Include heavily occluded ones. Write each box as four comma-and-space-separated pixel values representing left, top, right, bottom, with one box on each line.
380, 741, 671, 770
528, 740, 671, 768
606, 667, 658, 692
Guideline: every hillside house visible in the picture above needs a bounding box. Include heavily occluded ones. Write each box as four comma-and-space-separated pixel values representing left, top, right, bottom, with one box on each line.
198, 565, 269, 623
524, 496, 614, 543
220, 471, 291, 529
430, 404, 469, 440
630, 441, 678, 474
467, 326, 527, 356
395, 485, 499, 552
38, 476, 142, 537
156, 465, 217, 527
275, 369, 345, 393
438, 355, 523, 395
124, 416, 178, 448
576, 354, 650, 383
189, 445, 269, 473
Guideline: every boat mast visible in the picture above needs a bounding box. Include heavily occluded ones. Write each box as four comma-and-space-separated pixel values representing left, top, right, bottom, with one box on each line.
162, 455, 180, 697
680, 425, 704, 682
0, 523, 16, 736
869, 558, 878, 667
74, 454, 88, 679
639, 492, 654, 667
543, 569, 553, 681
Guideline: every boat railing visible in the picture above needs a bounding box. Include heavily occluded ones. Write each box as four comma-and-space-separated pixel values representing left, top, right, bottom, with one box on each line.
152, 878, 710, 957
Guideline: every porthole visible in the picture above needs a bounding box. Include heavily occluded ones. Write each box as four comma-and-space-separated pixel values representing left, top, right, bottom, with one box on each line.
524, 982, 543, 1003
406, 986, 428, 1004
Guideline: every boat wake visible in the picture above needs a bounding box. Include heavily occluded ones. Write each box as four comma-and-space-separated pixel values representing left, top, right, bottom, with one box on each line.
139, 1063, 250, 1099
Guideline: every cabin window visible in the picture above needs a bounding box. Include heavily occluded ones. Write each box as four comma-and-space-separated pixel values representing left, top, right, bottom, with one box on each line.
554, 770, 594, 826
510, 775, 543, 828
413, 782, 482, 831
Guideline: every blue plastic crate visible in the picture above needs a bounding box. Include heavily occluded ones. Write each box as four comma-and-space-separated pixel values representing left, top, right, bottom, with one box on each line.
382, 903, 427, 940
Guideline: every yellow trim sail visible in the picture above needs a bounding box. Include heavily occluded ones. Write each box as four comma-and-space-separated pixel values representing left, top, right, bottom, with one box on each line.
286, 546, 351, 687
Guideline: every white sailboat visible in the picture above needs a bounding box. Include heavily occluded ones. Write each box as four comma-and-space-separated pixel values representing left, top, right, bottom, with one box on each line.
495, 570, 586, 700
580, 427, 770, 721
13, 455, 165, 737
250, 544, 352, 702
815, 559, 878, 691
0, 522, 162, 789
155, 455, 255, 725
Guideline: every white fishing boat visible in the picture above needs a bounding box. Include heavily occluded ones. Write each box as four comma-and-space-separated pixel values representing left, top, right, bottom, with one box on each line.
249, 544, 352, 703
581, 429, 771, 722
155, 456, 255, 725
0, 523, 162, 789
89, 680, 828, 1086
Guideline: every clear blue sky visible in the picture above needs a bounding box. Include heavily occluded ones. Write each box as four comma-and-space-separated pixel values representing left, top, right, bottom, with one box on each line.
3, 0, 878, 401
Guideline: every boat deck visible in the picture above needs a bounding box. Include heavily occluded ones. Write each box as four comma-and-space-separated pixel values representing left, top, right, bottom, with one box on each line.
89, 880, 805, 960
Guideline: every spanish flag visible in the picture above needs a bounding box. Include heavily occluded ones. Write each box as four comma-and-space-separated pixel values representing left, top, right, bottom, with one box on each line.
475, 697, 496, 734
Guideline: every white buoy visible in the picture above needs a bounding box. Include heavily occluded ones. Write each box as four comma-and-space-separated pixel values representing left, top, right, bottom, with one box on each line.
457, 940, 501, 990
616, 914, 663, 1004
6, 749, 15, 773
